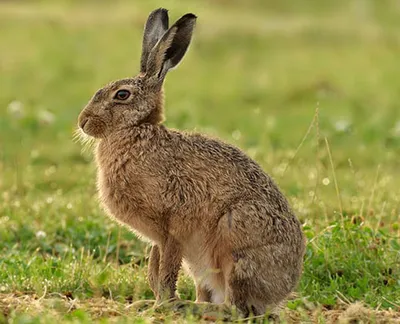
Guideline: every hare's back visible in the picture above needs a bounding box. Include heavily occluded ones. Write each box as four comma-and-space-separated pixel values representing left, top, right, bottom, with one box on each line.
184, 133, 274, 186
189, 132, 295, 200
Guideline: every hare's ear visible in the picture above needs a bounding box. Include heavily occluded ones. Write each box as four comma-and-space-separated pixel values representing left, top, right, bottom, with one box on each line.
140, 8, 169, 73
145, 13, 197, 82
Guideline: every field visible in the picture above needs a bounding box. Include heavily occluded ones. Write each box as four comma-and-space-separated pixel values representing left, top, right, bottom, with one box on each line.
1, 0, 400, 322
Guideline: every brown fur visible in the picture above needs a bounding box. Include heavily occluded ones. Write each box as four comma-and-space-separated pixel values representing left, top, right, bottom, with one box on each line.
77, 8, 306, 317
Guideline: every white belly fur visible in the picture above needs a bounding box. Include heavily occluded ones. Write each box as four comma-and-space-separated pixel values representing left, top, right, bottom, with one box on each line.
181, 232, 227, 304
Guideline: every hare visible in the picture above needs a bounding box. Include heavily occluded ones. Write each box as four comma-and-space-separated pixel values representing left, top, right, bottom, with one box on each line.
77, 8, 305, 317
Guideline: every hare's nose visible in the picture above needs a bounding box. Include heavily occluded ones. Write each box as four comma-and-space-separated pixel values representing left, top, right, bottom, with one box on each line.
79, 118, 88, 130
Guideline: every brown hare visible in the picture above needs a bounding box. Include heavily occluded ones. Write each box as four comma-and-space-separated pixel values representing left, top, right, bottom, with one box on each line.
77, 8, 305, 317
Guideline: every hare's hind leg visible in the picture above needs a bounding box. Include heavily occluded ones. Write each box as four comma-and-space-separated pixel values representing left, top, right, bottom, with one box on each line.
227, 244, 299, 317
226, 272, 268, 317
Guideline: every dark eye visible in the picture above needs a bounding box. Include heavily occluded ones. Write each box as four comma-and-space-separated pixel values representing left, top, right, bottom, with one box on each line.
114, 90, 131, 100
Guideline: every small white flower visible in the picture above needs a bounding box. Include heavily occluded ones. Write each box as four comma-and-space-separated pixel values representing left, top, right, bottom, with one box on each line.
44, 166, 56, 177
322, 178, 330, 185
38, 110, 55, 125
334, 119, 351, 132
0, 216, 9, 224
7, 101, 24, 119
36, 231, 46, 239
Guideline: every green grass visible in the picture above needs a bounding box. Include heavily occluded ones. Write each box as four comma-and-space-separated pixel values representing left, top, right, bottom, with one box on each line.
1, 0, 400, 322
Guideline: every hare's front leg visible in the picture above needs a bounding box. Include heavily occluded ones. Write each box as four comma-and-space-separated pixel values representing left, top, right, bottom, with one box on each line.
156, 237, 183, 304
147, 244, 160, 297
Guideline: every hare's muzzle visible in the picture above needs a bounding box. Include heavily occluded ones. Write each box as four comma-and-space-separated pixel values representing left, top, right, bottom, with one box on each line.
79, 118, 88, 130
78, 109, 90, 130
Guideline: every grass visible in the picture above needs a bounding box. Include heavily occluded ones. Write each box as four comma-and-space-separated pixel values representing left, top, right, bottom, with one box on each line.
0, 0, 400, 322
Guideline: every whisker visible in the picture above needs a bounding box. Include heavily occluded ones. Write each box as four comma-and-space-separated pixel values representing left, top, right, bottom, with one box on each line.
72, 128, 84, 143
72, 128, 97, 153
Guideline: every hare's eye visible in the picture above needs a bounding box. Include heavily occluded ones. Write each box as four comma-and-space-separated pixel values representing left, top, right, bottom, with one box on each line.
114, 90, 131, 100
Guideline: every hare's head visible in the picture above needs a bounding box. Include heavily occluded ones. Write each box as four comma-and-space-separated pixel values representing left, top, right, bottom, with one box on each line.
77, 9, 196, 138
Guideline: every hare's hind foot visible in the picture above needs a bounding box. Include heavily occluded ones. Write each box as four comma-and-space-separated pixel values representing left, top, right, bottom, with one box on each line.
227, 247, 300, 318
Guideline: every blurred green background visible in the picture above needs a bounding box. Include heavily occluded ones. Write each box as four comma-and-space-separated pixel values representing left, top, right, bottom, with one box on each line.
0, 0, 399, 322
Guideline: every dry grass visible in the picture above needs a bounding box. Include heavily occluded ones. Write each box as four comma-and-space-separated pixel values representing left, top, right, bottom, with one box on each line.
1, 293, 400, 323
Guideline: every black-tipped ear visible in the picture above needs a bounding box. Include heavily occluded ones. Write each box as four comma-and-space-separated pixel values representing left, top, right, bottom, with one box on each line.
145, 13, 197, 81
140, 8, 169, 73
